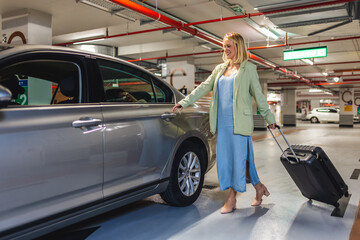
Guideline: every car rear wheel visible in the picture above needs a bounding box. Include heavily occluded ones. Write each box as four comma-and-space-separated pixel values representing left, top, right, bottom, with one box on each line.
160, 142, 205, 207
310, 117, 319, 123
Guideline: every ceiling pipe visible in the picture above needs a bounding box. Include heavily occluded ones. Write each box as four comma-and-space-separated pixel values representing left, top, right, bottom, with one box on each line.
248, 35, 360, 51
109, 0, 222, 46
55, 26, 172, 46
127, 50, 223, 62
118, 38, 360, 67
184, 0, 358, 26
269, 79, 360, 87
64, 0, 356, 86
56, 1, 360, 50
108, 0, 306, 82
258, 60, 360, 70
277, 74, 360, 80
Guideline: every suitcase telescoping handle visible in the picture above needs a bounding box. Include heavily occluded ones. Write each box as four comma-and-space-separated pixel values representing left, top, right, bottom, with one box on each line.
267, 124, 300, 164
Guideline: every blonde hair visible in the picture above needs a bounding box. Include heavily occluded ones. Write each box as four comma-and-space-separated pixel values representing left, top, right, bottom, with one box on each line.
222, 32, 248, 64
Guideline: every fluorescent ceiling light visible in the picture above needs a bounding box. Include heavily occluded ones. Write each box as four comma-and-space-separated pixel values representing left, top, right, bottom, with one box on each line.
78, 0, 135, 22
322, 72, 328, 76
257, 27, 279, 40
309, 89, 322, 92
200, 44, 212, 50
301, 58, 314, 65
73, 38, 105, 45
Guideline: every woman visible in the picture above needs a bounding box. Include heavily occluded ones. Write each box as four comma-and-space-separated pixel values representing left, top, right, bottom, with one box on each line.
172, 32, 276, 214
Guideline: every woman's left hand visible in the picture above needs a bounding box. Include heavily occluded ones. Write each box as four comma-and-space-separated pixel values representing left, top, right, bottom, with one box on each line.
268, 123, 276, 129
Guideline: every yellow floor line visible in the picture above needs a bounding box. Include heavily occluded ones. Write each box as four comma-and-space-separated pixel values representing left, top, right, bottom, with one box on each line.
349, 200, 360, 240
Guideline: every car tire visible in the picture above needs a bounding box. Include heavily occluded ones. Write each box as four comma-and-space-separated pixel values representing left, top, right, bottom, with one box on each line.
310, 117, 319, 123
160, 142, 205, 207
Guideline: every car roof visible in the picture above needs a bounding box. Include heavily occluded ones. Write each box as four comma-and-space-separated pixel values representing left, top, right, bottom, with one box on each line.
0, 44, 151, 75
0, 44, 174, 87
314, 107, 337, 109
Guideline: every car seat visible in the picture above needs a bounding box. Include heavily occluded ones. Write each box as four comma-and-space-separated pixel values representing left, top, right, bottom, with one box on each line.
58, 74, 79, 104
129, 91, 151, 102
0, 74, 25, 105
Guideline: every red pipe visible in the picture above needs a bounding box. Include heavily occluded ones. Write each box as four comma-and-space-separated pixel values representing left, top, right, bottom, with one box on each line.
269, 79, 360, 87
95, 0, 356, 84
109, 0, 306, 82
258, 60, 360, 70
277, 74, 360, 80
185, 0, 358, 26
57, 0, 360, 52
128, 50, 223, 62
125, 40, 360, 66
248, 36, 360, 51
109, 0, 222, 46
55, 27, 172, 46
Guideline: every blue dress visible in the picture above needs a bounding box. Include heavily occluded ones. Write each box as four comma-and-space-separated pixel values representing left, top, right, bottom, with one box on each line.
216, 72, 260, 193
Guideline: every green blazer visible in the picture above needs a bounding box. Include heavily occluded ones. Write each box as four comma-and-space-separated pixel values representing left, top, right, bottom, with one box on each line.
178, 60, 275, 136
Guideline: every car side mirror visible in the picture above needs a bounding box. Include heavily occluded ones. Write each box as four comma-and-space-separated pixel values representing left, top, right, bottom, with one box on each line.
0, 85, 12, 108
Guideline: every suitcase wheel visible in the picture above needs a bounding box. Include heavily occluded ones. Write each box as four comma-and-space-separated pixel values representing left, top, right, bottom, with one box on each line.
345, 191, 349, 197
334, 202, 340, 208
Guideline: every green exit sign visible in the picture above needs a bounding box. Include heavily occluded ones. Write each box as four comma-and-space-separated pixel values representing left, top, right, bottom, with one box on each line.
283, 46, 327, 61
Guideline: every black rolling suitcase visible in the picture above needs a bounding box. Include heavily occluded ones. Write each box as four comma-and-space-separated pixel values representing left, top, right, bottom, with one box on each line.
268, 125, 349, 207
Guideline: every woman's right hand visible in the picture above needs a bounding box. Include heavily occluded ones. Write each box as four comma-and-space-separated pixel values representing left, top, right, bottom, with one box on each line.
172, 103, 183, 112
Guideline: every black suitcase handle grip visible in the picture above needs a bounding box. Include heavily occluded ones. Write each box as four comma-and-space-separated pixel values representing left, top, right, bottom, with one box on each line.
268, 125, 300, 164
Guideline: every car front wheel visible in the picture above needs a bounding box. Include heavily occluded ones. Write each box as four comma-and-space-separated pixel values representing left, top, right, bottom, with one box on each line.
310, 117, 319, 123
160, 142, 205, 207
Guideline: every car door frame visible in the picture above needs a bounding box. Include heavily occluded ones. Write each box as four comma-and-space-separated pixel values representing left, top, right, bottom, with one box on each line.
88, 56, 180, 199
0, 50, 105, 238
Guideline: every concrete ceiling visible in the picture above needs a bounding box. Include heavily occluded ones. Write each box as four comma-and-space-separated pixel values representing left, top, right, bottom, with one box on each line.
1, 0, 360, 94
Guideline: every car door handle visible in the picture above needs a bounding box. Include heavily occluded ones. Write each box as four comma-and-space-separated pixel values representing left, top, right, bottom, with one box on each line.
72, 118, 102, 128
161, 112, 177, 119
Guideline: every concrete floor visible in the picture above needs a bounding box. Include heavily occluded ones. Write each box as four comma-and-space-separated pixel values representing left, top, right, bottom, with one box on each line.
39, 122, 360, 240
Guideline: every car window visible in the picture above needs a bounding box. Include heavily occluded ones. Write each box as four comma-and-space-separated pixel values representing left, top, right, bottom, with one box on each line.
0, 60, 81, 106
97, 59, 155, 103
316, 108, 328, 113
151, 77, 174, 103
328, 109, 338, 113
97, 59, 173, 103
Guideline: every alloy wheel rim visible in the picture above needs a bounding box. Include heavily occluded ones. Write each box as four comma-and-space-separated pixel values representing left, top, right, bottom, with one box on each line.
177, 151, 201, 196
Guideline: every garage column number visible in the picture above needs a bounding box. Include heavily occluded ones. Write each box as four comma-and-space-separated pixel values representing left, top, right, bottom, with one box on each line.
283, 46, 327, 61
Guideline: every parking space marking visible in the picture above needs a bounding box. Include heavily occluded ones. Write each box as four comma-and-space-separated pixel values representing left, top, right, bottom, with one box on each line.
350, 169, 360, 180
331, 194, 351, 218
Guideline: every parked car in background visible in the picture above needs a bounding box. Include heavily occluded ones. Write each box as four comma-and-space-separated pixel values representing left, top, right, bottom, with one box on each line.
306, 107, 340, 123
306, 107, 359, 123
0, 45, 216, 240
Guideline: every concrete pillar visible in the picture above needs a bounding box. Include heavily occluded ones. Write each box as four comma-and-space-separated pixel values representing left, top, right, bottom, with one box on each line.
339, 88, 354, 127
310, 99, 320, 109
2, 9, 52, 106
281, 89, 296, 126
165, 61, 195, 94
253, 79, 268, 130
2, 9, 52, 45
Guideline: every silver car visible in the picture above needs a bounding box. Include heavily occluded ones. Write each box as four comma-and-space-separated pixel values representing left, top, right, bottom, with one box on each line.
0, 45, 216, 240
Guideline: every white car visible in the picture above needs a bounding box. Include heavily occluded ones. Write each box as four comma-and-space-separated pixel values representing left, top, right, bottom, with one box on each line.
306, 107, 340, 123
306, 107, 359, 123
